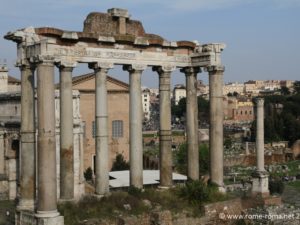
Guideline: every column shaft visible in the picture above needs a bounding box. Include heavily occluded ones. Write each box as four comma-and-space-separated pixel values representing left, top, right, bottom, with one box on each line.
19, 64, 36, 210
125, 65, 144, 188
208, 66, 224, 187
59, 66, 74, 199
159, 71, 172, 187
185, 68, 199, 180
0, 132, 4, 174
256, 98, 265, 171
36, 61, 58, 216
95, 67, 109, 195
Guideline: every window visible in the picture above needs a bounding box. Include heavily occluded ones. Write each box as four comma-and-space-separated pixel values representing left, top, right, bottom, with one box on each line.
112, 120, 123, 138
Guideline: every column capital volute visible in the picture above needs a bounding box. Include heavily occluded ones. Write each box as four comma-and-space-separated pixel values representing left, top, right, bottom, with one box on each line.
206, 65, 225, 73
180, 67, 201, 76
123, 64, 147, 73
255, 98, 264, 106
56, 61, 77, 71
17, 61, 36, 71
88, 62, 114, 72
30, 55, 56, 66
152, 65, 176, 75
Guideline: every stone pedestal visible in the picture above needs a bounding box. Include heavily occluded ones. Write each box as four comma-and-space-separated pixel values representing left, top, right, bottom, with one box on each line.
251, 171, 269, 198
16, 210, 64, 225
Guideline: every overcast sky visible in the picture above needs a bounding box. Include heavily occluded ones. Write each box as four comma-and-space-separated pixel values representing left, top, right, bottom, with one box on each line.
0, 0, 299, 87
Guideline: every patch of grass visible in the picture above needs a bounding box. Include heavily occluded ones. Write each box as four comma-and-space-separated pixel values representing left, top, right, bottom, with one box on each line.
287, 180, 300, 191
59, 183, 230, 225
0, 200, 15, 225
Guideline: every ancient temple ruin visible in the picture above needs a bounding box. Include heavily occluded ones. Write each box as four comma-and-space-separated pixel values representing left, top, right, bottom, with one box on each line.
5, 8, 226, 225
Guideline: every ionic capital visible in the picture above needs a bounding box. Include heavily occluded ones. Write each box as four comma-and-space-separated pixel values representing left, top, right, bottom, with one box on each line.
206, 65, 225, 73
89, 62, 113, 70
256, 98, 264, 107
152, 65, 176, 75
180, 67, 201, 76
123, 64, 147, 73
30, 55, 56, 66
56, 61, 77, 72
17, 60, 36, 72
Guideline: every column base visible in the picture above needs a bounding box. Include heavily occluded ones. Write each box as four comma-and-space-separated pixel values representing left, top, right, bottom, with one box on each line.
218, 186, 226, 193
36, 215, 64, 225
251, 171, 269, 197
35, 210, 60, 218
158, 185, 173, 190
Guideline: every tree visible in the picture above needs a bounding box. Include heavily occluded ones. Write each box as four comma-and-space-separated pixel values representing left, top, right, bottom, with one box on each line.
294, 81, 300, 94
111, 154, 130, 171
280, 86, 290, 95
174, 143, 209, 175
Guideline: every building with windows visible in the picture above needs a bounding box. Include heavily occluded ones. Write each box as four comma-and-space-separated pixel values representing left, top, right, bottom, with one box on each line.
142, 88, 151, 121
72, 73, 129, 172
227, 97, 254, 123
173, 84, 186, 105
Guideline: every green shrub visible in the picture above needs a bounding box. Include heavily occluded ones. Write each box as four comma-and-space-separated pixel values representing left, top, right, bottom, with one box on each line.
177, 180, 226, 206
84, 167, 93, 181
174, 143, 209, 175
128, 186, 143, 197
111, 154, 130, 171
269, 179, 284, 194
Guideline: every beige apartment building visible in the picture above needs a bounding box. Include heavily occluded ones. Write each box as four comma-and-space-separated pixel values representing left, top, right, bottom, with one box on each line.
72, 73, 129, 172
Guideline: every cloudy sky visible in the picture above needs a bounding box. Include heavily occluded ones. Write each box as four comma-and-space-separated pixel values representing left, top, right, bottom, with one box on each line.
0, 0, 299, 87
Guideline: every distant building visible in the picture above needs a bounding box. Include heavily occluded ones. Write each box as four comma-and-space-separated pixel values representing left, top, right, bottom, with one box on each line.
223, 82, 244, 95
71, 73, 130, 172
0, 65, 20, 93
142, 88, 151, 121
173, 84, 186, 105
227, 97, 254, 123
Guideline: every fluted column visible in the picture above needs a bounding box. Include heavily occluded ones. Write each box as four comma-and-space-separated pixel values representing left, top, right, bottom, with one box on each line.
153, 65, 175, 187
181, 67, 200, 181
256, 98, 265, 172
36, 59, 59, 217
208, 65, 225, 188
124, 64, 146, 189
58, 62, 76, 200
89, 62, 113, 195
17, 63, 36, 211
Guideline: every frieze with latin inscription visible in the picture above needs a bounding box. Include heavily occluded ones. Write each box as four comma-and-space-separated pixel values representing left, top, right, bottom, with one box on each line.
54, 48, 137, 60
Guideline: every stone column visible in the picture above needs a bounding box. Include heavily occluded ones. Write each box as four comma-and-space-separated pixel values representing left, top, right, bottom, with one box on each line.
245, 142, 250, 155
0, 131, 4, 174
208, 65, 225, 188
58, 63, 76, 200
36, 59, 61, 219
256, 98, 265, 172
252, 98, 269, 197
18, 63, 36, 211
182, 67, 200, 181
153, 65, 175, 187
90, 62, 113, 196
124, 64, 146, 189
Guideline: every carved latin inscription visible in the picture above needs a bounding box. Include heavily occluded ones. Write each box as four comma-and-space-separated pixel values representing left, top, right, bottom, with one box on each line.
54, 48, 137, 60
